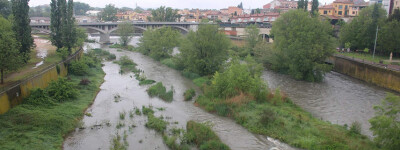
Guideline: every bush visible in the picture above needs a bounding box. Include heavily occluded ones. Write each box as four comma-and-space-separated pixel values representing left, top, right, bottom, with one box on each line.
147, 82, 174, 102
79, 78, 91, 85
182, 71, 200, 80
184, 89, 196, 101
107, 54, 116, 60
139, 79, 156, 85
69, 60, 89, 76
24, 88, 55, 107
145, 114, 167, 132
184, 121, 229, 149
193, 77, 209, 87
47, 78, 78, 102
161, 58, 178, 69
349, 121, 362, 135
259, 108, 276, 125
142, 106, 154, 115
199, 140, 230, 150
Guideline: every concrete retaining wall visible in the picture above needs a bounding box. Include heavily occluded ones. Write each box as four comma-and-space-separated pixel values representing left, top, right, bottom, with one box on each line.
0, 49, 82, 114
331, 55, 400, 93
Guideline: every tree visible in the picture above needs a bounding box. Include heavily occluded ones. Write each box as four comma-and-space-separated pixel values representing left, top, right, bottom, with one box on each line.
149, 6, 178, 22
0, 16, 21, 84
100, 4, 117, 22
388, 8, 400, 22
29, 5, 51, 17
177, 24, 230, 76
369, 93, 400, 150
377, 20, 400, 55
245, 24, 260, 55
304, 0, 309, 11
138, 27, 180, 60
340, 4, 386, 51
0, 0, 11, 17
11, 0, 33, 63
75, 27, 87, 47
73, 2, 90, 15
270, 10, 335, 82
311, 0, 319, 15
62, 0, 76, 54
237, 2, 243, 9
298, 0, 304, 9
117, 22, 134, 46
50, 0, 65, 49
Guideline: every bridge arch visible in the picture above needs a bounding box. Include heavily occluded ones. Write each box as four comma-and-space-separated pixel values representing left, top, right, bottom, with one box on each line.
108, 25, 147, 34
155, 25, 189, 34
83, 26, 107, 34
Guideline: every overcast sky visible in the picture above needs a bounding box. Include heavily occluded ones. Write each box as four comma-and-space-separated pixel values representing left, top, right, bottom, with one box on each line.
29, 0, 340, 9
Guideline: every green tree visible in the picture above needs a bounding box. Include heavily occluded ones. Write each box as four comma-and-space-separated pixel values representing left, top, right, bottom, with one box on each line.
50, 0, 65, 49
0, 0, 11, 17
149, 6, 178, 22
11, 0, 33, 63
73, 2, 90, 16
75, 27, 87, 47
62, 0, 76, 54
245, 24, 260, 55
311, 0, 319, 15
0, 16, 21, 84
388, 8, 400, 22
377, 20, 400, 54
100, 4, 117, 22
369, 93, 400, 150
270, 10, 335, 82
340, 4, 386, 51
138, 27, 180, 60
298, 0, 304, 9
304, 0, 309, 11
117, 22, 134, 46
177, 24, 230, 76
237, 2, 243, 9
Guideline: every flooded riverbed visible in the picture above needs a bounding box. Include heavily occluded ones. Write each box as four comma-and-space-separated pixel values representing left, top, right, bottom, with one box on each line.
63, 37, 294, 150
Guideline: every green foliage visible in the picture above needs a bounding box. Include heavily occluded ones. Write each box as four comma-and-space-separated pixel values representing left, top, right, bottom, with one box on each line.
69, 59, 89, 76
363, 48, 369, 53
142, 106, 154, 115
270, 9, 335, 82
0, 16, 21, 84
62, 0, 77, 54
340, 4, 386, 51
11, 0, 33, 63
245, 24, 260, 54
73, 2, 90, 16
311, 0, 319, 15
184, 121, 229, 149
184, 88, 196, 101
25, 88, 56, 107
114, 55, 138, 73
108, 54, 116, 60
117, 22, 134, 46
349, 121, 362, 135
50, 0, 65, 49
148, 6, 178, 22
57, 47, 69, 60
47, 78, 78, 102
193, 77, 209, 87
177, 24, 230, 76
161, 58, 178, 70
199, 140, 230, 150
110, 132, 128, 150
369, 93, 400, 150
147, 82, 174, 102
75, 27, 87, 47
253, 42, 273, 64
139, 79, 156, 85
377, 20, 400, 54
138, 27, 180, 60
145, 113, 168, 132
100, 4, 117, 21
0, 0, 11, 17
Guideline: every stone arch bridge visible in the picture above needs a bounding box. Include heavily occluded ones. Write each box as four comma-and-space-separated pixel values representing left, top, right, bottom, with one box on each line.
30, 22, 199, 43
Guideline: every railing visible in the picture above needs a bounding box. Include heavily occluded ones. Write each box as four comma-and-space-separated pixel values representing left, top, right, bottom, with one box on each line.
0, 47, 83, 95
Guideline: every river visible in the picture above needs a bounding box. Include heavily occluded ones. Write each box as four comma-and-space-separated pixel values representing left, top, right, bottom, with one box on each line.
64, 37, 295, 150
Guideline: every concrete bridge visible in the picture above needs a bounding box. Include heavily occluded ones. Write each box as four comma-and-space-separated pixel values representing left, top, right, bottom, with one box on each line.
30, 22, 199, 43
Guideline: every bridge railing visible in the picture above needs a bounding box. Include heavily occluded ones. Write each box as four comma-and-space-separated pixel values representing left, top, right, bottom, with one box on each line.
0, 47, 83, 95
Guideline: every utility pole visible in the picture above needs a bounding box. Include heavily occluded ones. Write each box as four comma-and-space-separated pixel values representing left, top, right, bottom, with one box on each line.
373, 25, 378, 59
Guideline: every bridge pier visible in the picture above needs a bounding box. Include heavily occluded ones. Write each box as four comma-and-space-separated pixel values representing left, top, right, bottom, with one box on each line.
100, 33, 110, 44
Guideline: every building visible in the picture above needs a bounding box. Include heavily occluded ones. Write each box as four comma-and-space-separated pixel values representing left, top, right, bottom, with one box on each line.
227, 6, 243, 16
319, 5, 335, 16
392, 0, 400, 13
332, 0, 354, 17
30, 17, 50, 23
75, 16, 97, 23
116, 11, 137, 21
230, 13, 280, 24
86, 10, 101, 17
369, 0, 391, 15
349, 2, 368, 16
263, 0, 299, 12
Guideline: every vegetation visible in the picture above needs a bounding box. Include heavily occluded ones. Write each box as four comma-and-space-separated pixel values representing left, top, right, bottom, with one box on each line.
184, 88, 196, 101
195, 55, 377, 150
0, 51, 105, 149
244, 24, 260, 55
69, 59, 89, 76
269, 10, 335, 82
369, 93, 400, 150
11, 0, 34, 63
148, 6, 178, 22
114, 55, 138, 73
176, 24, 230, 76
100, 4, 117, 22
0, 16, 22, 84
0, 0, 11, 17
147, 82, 174, 102
47, 77, 78, 102
117, 22, 135, 46
184, 121, 230, 150
145, 113, 168, 132
73, 2, 90, 16
138, 27, 180, 60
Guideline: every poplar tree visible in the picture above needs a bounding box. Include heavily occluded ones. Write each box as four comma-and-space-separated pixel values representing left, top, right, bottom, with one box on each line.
63, 0, 76, 54
298, 0, 304, 10
50, 0, 64, 49
311, 0, 319, 15
11, 0, 33, 63
0, 16, 21, 84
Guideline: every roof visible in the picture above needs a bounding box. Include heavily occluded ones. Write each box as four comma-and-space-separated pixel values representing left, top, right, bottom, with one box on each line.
333, 0, 354, 4
319, 5, 335, 9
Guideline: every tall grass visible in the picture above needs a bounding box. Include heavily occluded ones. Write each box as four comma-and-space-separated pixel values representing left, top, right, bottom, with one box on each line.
147, 82, 174, 102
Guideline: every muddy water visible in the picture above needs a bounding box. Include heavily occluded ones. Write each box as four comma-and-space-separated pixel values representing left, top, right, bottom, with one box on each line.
63, 38, 294, 150
262, 70, 387, 137
33, 36, 55, 68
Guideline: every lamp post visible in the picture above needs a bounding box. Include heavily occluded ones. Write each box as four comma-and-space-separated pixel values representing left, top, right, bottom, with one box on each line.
373, 25, 379, 59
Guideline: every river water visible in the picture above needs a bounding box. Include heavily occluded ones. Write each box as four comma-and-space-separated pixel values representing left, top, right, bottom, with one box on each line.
63, 37, 294, 150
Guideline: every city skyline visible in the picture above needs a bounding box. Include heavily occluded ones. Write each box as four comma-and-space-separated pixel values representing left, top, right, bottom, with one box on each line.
29, 0, 339, 9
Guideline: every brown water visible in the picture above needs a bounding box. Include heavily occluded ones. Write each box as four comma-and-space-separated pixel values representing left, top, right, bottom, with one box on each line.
63, 38, 295, 150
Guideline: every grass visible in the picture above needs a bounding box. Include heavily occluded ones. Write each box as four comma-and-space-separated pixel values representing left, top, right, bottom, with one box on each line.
147, 82, 174, 102
0, 56, 105, 149
184, 88, 196, 101
195, 92, 378, 150
119, 111, 126, 120
184, 121, 230, 150
113, 55, 138, 73
337, 52, 400, 65
110, 131, 128, 150
161, 58, 178, 70
145, 114, 168, 133
141, 106, 155, 115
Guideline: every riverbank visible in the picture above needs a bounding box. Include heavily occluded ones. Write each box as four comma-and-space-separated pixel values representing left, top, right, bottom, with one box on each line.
0, 53, 105, 149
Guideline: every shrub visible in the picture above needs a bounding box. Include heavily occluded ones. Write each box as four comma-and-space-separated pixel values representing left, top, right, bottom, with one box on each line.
139, 79, 156, 85
259, 108, 276, 125
47, 78, 78, 102
114, 55, 138, 73
107, 54, 116, 60
147, 82, 174, 102
184, 89, 196, 101
145, 114, 167, 132
193, 77, 209, 87
142, 106, 154, 115
69, 60, 89, 76
199, 140, 230, 150
79, 78, 91, 85
82, 55, 97, 68
184, 121, 228, 149
349, 121, 362, 135
182, 71, 200, 80
24, 88, 56, 107
161, 58, 177, 69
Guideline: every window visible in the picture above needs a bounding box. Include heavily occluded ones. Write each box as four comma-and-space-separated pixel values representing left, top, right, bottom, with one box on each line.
338, 11, 342, 15
324, 11, 328, 14
352, 11, 355, 14
329, 11, 331, 13
339, 5, 343, 9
